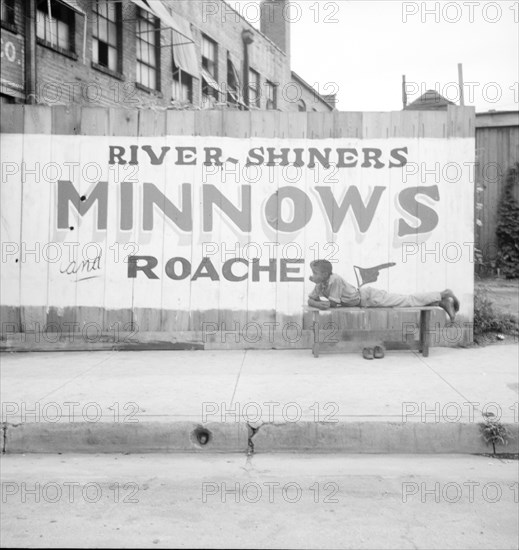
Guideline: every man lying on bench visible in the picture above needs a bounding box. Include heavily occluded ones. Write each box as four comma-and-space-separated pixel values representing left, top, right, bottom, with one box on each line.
307, 259, 460, 359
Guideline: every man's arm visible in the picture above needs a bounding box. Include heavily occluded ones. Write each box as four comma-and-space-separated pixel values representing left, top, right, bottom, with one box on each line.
308, 297, 330, 310
308, 285, 330, 310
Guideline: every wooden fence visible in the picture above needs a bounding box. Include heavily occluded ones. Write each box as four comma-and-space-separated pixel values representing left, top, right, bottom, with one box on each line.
475, 112, 519, 266
0, 104, 475, 351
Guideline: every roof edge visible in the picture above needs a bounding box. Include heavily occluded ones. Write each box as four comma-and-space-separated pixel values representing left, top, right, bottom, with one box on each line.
291, 71, 335, 110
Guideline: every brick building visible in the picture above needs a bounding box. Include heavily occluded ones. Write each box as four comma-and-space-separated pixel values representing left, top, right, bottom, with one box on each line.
0, 0, 335, 111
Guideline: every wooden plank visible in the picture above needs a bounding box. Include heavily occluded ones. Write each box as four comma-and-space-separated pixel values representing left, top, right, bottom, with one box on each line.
304, 306, 441, 312
130, 119, 169, 332
72, 131, 110, 332
52, 105, 81, 135
133, 112, 168, 331
269, 110, 307, 337
166, 110, 195, 136
249, 110, 277, 138
0, 330, 205, 352
307, 111, 334, 139
447, 105, 475, 138
222, 110, 251, 139
109, 108, 138, 136
158, 124, 195, 332
333, 112, 362, 139
0, 306, 21, 330
390, 110, 420, 138
45, 133, 81, 334
362, 112, 391, 139
104, 109, 140, 331
80, 107, 110, 136
483, 128, 500, 260
285, 111, 307, 139
418, 110, 447, 138
0, 130, 23, 332
195, 110, 223, 136
163, 109, 196, 332
0, 104, 24, 133
214, 112, 252, 338
246, 130, 277, 329
138, 109, 166, 136
19, 108, 53, 331
23, 105, 51, 134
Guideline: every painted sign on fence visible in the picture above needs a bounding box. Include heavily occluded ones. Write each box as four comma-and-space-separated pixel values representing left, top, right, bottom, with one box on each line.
0, 28, 24, 99
0, 107, 475, 348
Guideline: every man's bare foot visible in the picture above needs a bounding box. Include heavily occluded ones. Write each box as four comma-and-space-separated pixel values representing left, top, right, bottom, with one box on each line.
439, 296, 456, 322
441, 289, 460, 312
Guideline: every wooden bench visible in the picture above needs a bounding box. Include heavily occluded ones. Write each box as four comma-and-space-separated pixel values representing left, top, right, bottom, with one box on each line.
305, 305, 441, 358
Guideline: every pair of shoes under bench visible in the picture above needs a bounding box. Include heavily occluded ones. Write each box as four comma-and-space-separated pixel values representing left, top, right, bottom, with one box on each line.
362, 346, 385, 360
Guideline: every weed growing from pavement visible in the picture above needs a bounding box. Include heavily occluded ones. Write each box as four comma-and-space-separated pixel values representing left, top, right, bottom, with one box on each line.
480, 414, 514, 455
473, 287, 518, 342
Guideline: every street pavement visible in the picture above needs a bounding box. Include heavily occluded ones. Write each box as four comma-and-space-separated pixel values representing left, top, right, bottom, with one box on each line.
1, 453, 517, 549
1, 344, 518, 548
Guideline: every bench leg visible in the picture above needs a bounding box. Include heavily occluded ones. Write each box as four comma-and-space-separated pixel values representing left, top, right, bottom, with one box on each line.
419, 310, 431, 357
312, 311, 320, 358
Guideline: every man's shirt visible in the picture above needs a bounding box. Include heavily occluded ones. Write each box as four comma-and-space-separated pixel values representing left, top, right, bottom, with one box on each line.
309, 273, 361, 306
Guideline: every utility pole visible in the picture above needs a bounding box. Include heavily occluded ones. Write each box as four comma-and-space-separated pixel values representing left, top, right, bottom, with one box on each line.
458, 63, 465, 106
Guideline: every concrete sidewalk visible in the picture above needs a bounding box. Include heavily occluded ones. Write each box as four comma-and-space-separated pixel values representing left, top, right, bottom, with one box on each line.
1, 345, 518, 454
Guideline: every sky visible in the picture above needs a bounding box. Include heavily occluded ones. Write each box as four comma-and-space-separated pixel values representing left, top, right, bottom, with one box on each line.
226, 0, 519, 112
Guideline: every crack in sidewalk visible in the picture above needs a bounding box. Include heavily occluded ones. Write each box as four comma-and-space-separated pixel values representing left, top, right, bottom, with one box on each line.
2, 424, 7, 454
246, 423, 260, 456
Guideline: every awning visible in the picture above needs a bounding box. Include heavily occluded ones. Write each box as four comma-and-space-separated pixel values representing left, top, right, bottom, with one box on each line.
201, 68, 225, 95
227, 89, 247, 109
227, 53, 245, 107
55, 0, 85, 14
228, 52, 241, 87
130, 0, 155, 16
131, 0, 199, 76
170, 20, 199, 76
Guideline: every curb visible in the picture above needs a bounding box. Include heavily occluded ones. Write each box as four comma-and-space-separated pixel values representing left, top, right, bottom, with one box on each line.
3, 421, 518, 455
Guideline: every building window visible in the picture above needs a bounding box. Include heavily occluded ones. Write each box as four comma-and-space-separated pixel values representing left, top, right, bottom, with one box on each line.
201, 34, 218, 105
227, 55, 244, 108
172, 59, 193, 104
36, 0, 75, 53
266, 81, 277, 110
172, 70, 193, 103
298, 99, 306, 112
248, 68, 260, 108
136, 8, 160, 90
201, 34, 217, 78
92, 0, 122, 73
1, 0, 15, 28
